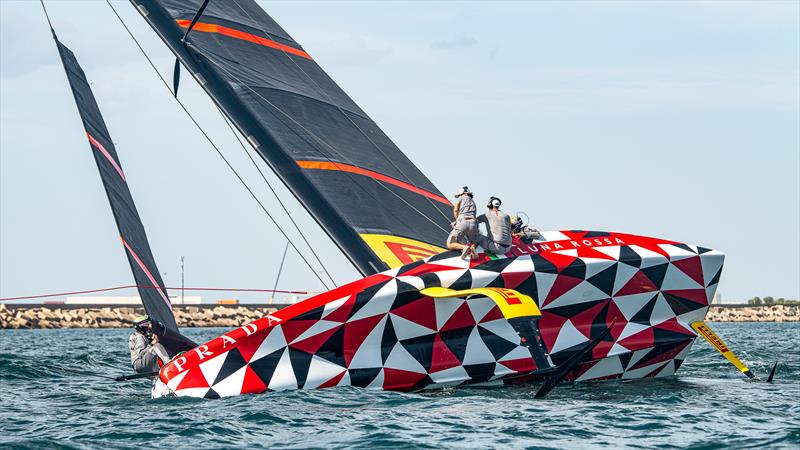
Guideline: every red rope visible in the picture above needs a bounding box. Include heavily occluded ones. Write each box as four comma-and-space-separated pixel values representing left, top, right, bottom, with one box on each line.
0, 285, 313, 302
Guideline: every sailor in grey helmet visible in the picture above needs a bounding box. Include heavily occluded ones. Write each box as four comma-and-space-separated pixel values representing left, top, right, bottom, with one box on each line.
129, 315, 169, 374
477, 196, 513, 255
445, 186, 479, 259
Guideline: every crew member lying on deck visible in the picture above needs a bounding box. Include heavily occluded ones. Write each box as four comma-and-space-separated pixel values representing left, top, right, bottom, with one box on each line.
477, 196, 512, 255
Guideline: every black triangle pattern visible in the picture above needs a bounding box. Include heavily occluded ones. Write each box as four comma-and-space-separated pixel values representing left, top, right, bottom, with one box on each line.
631, 294, 659, 324
450, 269, 473, 291
561, 258, 586, 279
348, 368, 382, 388
641, 262, 669, 288
381, 315, 397, 365
531, 254, 558, 274
619, 246, 642, 268
439, 329, 469, 363
203, 388, 220, 399
288, 347, 314, 389
463, 362, 497, 383
347, 279, 392, 321
396, 259, 426, 276
475, 257, 517, 274
477, 326, 518, 361
663, 292, 706, 316
314, 325, 346, 368
588, 263, 617, 296
400, 334, 437, 372
212, 348, 247, 386
706, 266, 722, 288
248, 347, 285, 387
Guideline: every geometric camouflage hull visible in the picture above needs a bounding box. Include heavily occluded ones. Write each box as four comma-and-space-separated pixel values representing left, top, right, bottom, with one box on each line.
158, 230, 724, 398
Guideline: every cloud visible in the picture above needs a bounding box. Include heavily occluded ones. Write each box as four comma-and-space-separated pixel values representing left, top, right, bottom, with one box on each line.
431, 35, 477, 51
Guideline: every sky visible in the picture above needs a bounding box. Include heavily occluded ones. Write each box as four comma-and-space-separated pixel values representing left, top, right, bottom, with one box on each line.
1, 0, 798, 304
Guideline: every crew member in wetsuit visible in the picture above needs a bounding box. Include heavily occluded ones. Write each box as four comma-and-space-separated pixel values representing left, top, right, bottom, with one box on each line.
446, 186, 479, 259
477, 196, 512, 254
129, 315, 169, 373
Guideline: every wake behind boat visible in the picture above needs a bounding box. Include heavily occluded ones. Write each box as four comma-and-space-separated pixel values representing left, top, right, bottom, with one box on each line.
42, 0, 760, 399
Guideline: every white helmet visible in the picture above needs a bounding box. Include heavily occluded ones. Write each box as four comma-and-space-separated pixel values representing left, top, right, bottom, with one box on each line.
454, 186, 472, 198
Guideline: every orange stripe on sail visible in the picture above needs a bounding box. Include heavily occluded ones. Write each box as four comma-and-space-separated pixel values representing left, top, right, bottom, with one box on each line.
297, 160, 450, 205
176, 20, 312, 60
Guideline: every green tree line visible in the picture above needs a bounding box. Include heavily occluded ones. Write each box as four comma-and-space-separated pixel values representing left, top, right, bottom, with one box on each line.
746, 296, 799, 305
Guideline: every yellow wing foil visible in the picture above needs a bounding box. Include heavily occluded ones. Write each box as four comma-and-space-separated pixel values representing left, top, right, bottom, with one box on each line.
421, 287, 541, 319
691, 321, 755, 379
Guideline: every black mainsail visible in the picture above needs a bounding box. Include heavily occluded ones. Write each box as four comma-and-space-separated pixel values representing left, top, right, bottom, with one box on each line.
51, 31, 179, 332
131, 0, 452, 274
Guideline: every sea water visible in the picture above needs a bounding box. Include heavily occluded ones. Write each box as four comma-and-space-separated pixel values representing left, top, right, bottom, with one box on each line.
1, 323, 798, 449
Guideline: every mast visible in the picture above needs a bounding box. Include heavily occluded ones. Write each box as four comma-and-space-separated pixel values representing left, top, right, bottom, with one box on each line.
49, 28, 179, 332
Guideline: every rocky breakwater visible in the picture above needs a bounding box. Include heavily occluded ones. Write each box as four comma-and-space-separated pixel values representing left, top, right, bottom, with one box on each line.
706, 305, 799, 322
0, 304, 278, 329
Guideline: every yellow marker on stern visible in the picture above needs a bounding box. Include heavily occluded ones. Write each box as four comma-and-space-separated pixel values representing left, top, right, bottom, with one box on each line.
691, 321, 755, 379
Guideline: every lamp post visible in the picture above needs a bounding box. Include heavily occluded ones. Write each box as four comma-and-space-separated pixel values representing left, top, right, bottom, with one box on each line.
180, 256, 185, 305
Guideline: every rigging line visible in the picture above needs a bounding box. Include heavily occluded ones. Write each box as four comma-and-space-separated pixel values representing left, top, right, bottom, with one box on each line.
201, 54, 450, 235
214, 103, 337, 287
230, 0, 452, 225
0, 284, 313, 302
105, 0, 331, 290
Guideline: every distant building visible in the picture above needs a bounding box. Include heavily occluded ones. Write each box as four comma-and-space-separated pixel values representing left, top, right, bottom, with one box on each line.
65, 295, 201, 305
712, 291, 723, 305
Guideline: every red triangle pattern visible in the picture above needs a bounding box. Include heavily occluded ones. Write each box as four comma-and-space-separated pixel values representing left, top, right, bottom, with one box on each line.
429, 334, 462, 373
662, 289, 708, 306
176, 367, 210, 390
390, 296, 437, 331
343, 314, 384, 366
322, 295, 356, 323
542, 251, 578, 271
618, 326, 655, 351
636, 340, 690, 369
317, 370, 347, 389
236, 331, 269, 363
240, 365, 267, 395
671, 256, 705, 286
290, 324, 342, 354
615, 270, 658, 297
281, 320, 321, 344
440, 301, 476, 332
479, 305, 505, 323
605, 301, 627, 340
544, 275, 583, 305
570, 299, 609, 339
643, 361, 671, 378
591, 339, 614, 359
653, 317, 694, 336
498, 357, 535, 374
576, 245, 618, 261
383, 368, 428, 391
538, 312, 569, 352
500, 271, 531, 290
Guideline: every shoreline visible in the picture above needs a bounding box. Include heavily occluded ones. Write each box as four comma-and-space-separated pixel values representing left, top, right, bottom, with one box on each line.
1, 304, 797, 329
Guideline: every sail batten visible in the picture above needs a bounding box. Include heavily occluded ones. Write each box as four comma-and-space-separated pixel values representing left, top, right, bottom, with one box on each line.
52, 34, 178, 331
132, 0, 452, 274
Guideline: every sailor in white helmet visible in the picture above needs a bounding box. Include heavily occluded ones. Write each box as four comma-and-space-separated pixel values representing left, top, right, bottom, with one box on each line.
446, 186, 479, 259
477, 196, 513, 255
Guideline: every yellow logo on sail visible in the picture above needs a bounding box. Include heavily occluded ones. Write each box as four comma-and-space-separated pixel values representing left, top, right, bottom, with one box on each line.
359, 234, 444, 269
